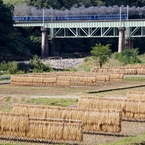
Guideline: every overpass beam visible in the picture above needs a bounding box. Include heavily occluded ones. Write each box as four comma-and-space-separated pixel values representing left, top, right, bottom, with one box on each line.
41, 27, 48, 58
118, 27, 126, 52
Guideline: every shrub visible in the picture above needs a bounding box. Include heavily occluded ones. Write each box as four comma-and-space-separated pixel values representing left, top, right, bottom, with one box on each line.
0, 61, 8, 72
114, 48, 141, 65
7, 61, 18, 74
30, 55, 53, 73
0, 61, 19, 74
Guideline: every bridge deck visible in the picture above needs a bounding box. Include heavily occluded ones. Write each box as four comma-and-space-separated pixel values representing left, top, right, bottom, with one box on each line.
14, 20, 145, 38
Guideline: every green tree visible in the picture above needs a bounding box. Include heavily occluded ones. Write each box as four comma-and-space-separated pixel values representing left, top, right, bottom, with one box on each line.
30, 55, 53, 73
3, 0, 25, 5
114, 48, 141, 65
0, 0, 14, 54
91, 43, 111, 67
24, 0, 105, 9
0, 0, 27, 59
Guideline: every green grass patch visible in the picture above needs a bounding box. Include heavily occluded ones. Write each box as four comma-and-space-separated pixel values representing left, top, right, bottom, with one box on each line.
0, 107, 11, 113
27, 98, 78, 107
5, 96, 11, 102
100, 132, 145, 145
124, 77, 145, 81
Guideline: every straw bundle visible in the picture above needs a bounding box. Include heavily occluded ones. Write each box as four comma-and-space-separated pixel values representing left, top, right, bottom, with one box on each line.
127, 91, 145, 100
12, 104, 122, 133
136, 68, 145, 75
27, 118, 83, 142
57, 80, 71, 87
0, 113, 29, 137
29, 105, 47, 118
123, 100, 145, 120
12, 104, 29, 114
32, 77, 43, 85
78, 96, 126, 111
109, 74, 124, 82
10, 75, 17, 84
124, 68, 137, 75
43, 77, 57, 86
96, 75, 110, 84
11, 71, 114, 87
10, 75, 21, 85
82, 109, 121, 133
24, 77, 33, 85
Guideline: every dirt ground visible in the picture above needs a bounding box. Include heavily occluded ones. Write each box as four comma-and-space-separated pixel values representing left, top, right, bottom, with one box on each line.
1, 80, 145, 144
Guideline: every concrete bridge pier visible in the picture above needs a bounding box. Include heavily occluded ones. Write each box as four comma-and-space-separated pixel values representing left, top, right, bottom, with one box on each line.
49, 28, 61, 56
125, 38, 133, 48
41, 27, 49, 58
49, 38, 61, 56
125, 27, 133, 49
118, 27, 126, 52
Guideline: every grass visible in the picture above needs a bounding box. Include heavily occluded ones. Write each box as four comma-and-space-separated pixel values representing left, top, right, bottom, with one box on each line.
77, 56, 124, 71
0, 95, 78, 113
27, 98, 78, 107
124, 77, 145, 81
77, 53, 145, 72
100, 133, 145, 145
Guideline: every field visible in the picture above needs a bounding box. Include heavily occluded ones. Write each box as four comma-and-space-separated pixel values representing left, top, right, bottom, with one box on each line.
0, 76, 145, 144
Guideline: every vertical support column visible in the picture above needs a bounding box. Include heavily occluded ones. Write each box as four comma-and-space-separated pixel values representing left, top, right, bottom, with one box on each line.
118, 27, 126, 52
49, 28, 60, 56
41, 27, 48, 58
125, 38, 133, 48
125, 27, 133, 49
49, 38, 60, 56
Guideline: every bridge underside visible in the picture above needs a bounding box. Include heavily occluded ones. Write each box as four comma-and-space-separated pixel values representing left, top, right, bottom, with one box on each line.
52, 27, 145, 38
15, 20, 145, 38
14, 20, 145, 57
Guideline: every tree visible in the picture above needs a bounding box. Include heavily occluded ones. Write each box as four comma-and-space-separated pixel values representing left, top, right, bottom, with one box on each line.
23, 0, 105, 9
3, 0, 25, 5
114, 48, 141, 65
0, 0, 32, 60
0, 0, 14, 58
91, 43, 111, 67
30, 55, 53, 72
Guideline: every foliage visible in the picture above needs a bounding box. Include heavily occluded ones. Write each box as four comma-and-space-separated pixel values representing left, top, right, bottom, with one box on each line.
0, 0, 28, 59
7, 61, 18, 74
3, 0, 24, 5
100, 132, 145, 145
91, 43, 112, 67
30, 55, 53, 73
0, 61, 25, 74
22, 0, 145, 9
114, 48, 141, 65
0, 61, 8, 72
